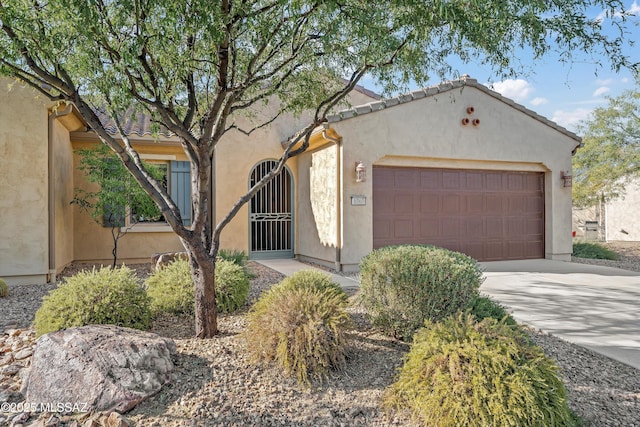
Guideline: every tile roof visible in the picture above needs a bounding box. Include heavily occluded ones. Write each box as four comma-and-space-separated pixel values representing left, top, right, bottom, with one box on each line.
327, 76, 581, 142
94, 107, 175, 138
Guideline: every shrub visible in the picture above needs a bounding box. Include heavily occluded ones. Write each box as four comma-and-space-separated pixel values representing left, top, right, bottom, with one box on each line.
215, 259, 251, 313
385, 313, 576, 427
468, 295, 517, 326
358, 245, 483, 340
145, 258, 194, 316
0, 278, 8, 298
572, 242, 619, 260
145, 258, 250, 316
218, 249, 254, 278
218, 249, 249, 267
33, 266, 151, 337
245, 270, 351, 386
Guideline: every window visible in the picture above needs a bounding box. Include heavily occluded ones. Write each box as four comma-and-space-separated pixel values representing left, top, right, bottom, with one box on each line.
103, 160, 191, 230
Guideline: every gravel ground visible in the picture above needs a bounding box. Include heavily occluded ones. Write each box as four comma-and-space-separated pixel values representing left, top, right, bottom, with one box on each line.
1, 256, 639, 426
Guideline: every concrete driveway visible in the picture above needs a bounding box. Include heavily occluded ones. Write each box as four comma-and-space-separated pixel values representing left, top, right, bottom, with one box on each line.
480, 259, 640, 370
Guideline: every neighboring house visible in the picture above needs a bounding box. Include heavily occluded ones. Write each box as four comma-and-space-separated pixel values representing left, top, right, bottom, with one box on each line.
0, 75, 579, 285
572, 178, 640, 242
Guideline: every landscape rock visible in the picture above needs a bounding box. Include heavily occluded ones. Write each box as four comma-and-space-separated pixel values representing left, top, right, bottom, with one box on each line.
151, 252, 188, 271
21, 325, 176, 413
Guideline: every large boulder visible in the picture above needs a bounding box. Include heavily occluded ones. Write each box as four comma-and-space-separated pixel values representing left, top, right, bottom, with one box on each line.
21, 325, 176, 413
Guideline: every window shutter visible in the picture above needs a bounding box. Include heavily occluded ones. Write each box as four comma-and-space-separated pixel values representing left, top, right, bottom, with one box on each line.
171, 161, 192, 226
103, 205, 125, 227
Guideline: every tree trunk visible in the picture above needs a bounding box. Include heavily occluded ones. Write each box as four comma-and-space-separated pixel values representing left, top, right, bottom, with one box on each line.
188, 252, 218, 338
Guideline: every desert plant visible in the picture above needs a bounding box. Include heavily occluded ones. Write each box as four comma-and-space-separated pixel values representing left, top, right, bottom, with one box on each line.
0, 278, 8, 298
145, 258, 194, 316
572, 242, 619, 260
245, 270, 351, 386
358, 245, 483, 340
218, 249, 254, 278
468, 295, 517, 326
218, 249, 248, 267
145, 258, 250, 316
33, 266, 151, 336
385, 313, 576, 427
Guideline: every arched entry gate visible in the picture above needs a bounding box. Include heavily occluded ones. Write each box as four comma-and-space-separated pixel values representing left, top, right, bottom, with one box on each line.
248, 160, 294, 259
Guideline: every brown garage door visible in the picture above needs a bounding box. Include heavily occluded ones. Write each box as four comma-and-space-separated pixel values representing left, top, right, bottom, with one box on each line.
373, 167, 544, 261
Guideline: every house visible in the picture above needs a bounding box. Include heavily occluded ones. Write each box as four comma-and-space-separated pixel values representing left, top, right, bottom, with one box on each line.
572, 178, 640, 242
0, 75, 579, 285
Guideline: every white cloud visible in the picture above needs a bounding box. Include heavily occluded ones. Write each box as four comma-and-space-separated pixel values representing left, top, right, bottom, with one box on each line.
530, 97, 548, 106
490, 79, 534, 102
592, 86, 610, 97
552, 108, 592, 131
597, 1, 639, 20
596, 78, 615, 86
622, 77, 630, 83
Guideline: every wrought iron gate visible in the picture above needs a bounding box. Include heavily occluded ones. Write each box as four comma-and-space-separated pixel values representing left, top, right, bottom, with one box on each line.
249, 160, 293, 259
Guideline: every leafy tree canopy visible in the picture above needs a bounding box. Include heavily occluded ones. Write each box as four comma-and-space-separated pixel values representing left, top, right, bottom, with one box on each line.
573, 76, 640, 207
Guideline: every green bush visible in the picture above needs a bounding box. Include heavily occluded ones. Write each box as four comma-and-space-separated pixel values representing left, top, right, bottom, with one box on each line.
145, 258, 194, 315
0, 278, 8, 298
218, 249, 254, 278
218, 249, 249, 267
358, 245, 483, 340
468, 295, 517, 326
385, 313, 576, 427
215, 259, 251, 313
572, 242, 619, 260
245, 270, 351, 386
145, 258, 250, 316
33, 266, 151, 337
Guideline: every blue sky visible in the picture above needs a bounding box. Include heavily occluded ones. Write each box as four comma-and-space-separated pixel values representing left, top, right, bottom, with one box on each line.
362, 1, 639, 134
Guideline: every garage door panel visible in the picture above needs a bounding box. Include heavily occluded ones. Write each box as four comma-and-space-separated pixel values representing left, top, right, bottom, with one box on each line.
509, 195, 525, 213
466, 218, 484, 237
485, 241, 505, 260
420, 219, 439, 237
507, 217, 525, 235
442, 195, 461, 214
526, 218, 543, 235
485, 195, 504, 213
420, 170, 442, 188
526, 196, 544, 213
373, 167, 544, 261
441, 218, 461, 237
394, 219, 414, 238
420, 194, 439, 213
468, 194, 484, 213
485, 218, 504, 237
373, 219, 391, 239
394, 170, 418, 188
443, 171, 461, 189
394, 194, 415, 213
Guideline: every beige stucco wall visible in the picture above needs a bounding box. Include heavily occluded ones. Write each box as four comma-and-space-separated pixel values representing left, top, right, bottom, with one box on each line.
0, 79, 50, 284
298, 85, 577, 270
605, 179, 640, 241
296, 144, 339, 264
52, 119, 75, 272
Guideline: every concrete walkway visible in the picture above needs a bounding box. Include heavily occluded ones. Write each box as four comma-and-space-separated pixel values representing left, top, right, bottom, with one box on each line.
480, 259, 640, 370
256, 259, 360, 293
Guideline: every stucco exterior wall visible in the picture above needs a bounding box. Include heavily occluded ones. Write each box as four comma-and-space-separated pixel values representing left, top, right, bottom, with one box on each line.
605, 179, 640, 241
296, 144, 339, 265
0, 79, 50, 284
314, 85, 576, 270
52, 119, 75, 272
